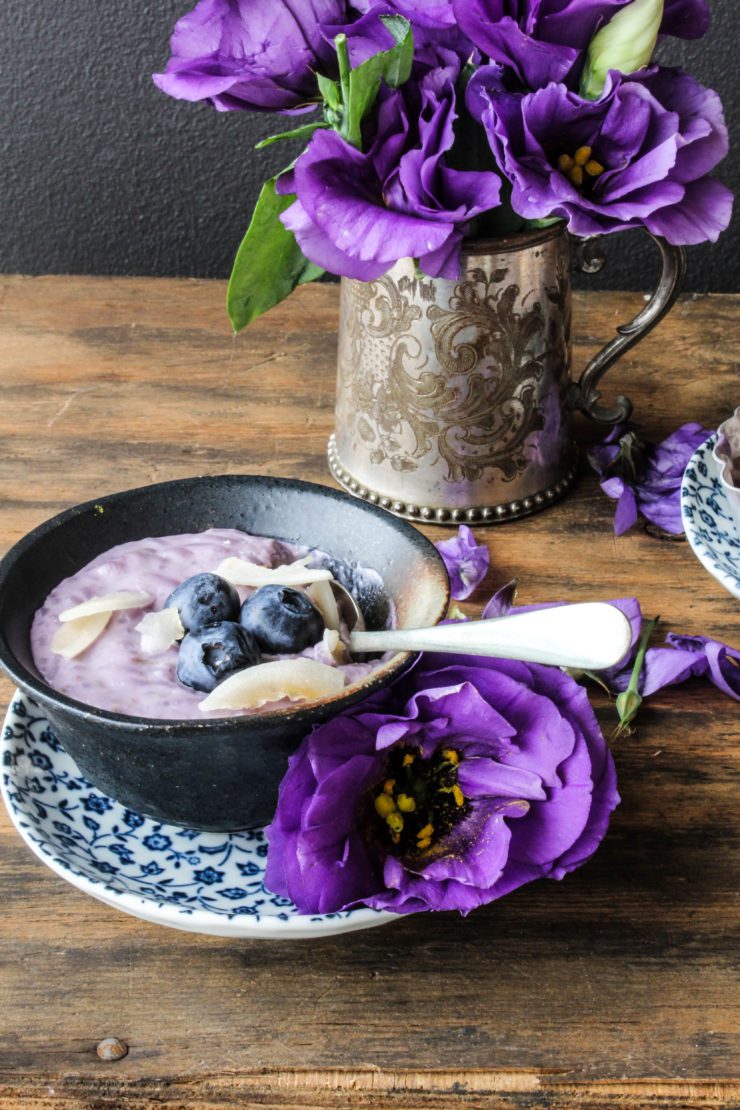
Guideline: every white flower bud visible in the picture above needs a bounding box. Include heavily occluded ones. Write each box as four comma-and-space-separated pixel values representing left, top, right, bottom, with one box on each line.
581, 0, 664, 100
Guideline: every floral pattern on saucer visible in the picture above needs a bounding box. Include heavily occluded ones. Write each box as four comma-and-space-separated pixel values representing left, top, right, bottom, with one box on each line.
681, 434, 740, 600
1, 692, 395, 938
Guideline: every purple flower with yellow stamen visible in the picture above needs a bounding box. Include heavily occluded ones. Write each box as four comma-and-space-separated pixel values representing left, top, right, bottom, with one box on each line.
265, 653, 619, 915
470, 65, 732, 246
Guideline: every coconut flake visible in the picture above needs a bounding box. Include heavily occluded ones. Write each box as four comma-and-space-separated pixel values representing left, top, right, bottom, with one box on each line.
199, 658, 345, 712
321, 628, 349, 665
216, 557, 333, 588
59, 591, 153, 622
307, 579, 342, 632
51, 611, 112, 659
136, 607, 185, 654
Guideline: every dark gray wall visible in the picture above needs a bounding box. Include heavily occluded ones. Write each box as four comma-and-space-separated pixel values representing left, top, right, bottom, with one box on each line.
1, 1, 737, 291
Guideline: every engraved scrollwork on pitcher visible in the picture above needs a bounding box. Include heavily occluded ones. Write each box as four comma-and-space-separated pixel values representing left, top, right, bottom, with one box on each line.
337, 260, 569, 483
427, 269, 559, 482
335, 234, 572, 495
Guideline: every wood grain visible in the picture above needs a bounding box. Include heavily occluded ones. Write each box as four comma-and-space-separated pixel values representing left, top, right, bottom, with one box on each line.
0, 276, 738, 1108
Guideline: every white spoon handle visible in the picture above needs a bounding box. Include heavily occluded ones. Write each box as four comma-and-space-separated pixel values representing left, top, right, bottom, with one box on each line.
349, 602, 632, 671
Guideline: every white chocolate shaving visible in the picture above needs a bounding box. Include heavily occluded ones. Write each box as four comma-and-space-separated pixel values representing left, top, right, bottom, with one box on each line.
59, 591, 153, 622
307, 579, 342, 632
51, 611, 112, 659
199, 658, 345, 712
135, 607, 185, 654
216, 557, 333, 588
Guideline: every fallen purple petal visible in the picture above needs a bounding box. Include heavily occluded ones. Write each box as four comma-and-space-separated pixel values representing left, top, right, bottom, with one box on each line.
588, 422, 711, 535
435, 525, 490, 600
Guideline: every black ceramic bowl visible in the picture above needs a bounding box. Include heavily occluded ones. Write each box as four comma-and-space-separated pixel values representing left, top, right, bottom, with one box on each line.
0, 476, 449, 831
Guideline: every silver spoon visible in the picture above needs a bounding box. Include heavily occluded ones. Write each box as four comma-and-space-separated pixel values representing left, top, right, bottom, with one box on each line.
330, 582, 632, 672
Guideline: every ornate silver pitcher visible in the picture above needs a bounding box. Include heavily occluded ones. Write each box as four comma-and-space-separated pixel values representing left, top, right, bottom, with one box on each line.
328, 224, 685, 524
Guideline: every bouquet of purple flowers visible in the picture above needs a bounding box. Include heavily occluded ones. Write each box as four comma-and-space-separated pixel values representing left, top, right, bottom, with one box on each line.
154, 0, 731, 332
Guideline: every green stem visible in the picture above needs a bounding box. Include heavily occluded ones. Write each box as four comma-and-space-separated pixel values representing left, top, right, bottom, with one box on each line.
614, 615, 659, 737
629, 616, 659, 697
335, 34, 351, 140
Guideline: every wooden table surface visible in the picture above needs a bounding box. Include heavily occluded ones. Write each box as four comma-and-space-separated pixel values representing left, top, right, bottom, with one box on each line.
0, 276, 738, 1109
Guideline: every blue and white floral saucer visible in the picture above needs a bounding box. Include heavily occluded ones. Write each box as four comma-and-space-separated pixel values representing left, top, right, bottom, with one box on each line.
682, 434, 740, 600
1, 691, 396, 939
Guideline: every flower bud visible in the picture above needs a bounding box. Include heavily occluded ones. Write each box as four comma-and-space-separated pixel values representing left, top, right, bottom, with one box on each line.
615, 687, 643, 735
581, 0, 664, 100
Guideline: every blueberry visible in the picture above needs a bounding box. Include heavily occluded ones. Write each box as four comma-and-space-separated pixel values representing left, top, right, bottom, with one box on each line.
240, 586, 325, 654
176, 622, 262, 693
166, 573, 240, 632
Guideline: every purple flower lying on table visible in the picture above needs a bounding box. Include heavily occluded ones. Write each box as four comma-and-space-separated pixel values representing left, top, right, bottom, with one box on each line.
469, 66, 732, 245
153, 0, 349, 112
609, 632, 740, 702
587, 421, 710, 535
265, 653, 619, 915
481, 581, 739, 733
435, 525, 490, 600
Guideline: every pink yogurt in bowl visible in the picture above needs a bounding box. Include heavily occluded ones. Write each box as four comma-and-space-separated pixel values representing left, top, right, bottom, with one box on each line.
0, 475, 449, 829
31, 528, 390, 720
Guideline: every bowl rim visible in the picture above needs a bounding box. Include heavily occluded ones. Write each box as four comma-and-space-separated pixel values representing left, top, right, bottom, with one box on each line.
0, 474, 450, 732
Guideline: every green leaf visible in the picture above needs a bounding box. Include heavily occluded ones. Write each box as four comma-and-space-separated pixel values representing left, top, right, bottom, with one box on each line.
255, 121, 330, 149
527, 217, 563, 230
342, 16, 413, 148
226, 177, 324, 334
317, 73, 341, 112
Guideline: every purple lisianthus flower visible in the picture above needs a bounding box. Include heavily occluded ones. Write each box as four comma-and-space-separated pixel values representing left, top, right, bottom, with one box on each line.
153, 0, 349, 113
351, 0, 456, 28
328, 3, 473, 69
453, 0, 710, 91
278, 66, 502, 279
588, 421, 710, 535
470, 65, 732, 245
265, 654, 619, 914
435, 525, 490, 600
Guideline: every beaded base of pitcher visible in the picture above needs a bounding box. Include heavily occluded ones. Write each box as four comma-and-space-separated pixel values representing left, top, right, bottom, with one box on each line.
331, 227, 577, 525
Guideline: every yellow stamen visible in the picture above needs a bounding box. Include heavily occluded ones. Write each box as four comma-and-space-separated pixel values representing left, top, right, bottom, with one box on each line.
417, 823, 434, 840
452, 784, 465, 808
574, 145, 592, 165
441, 749, 459, 765
396, 793, 416, 813
391, 831, 401, 845
416, 836, 432, 851
386, 811, 404, 834
402, 753, 415, 767
568, 165, 584, 187
557, 153, 574, 173
383, 779, 395, 795
374, 794, 397, 819
585, 159, 604, 177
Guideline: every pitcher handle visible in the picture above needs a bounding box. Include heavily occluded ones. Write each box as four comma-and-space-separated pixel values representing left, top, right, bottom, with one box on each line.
569, 232, 687, 425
